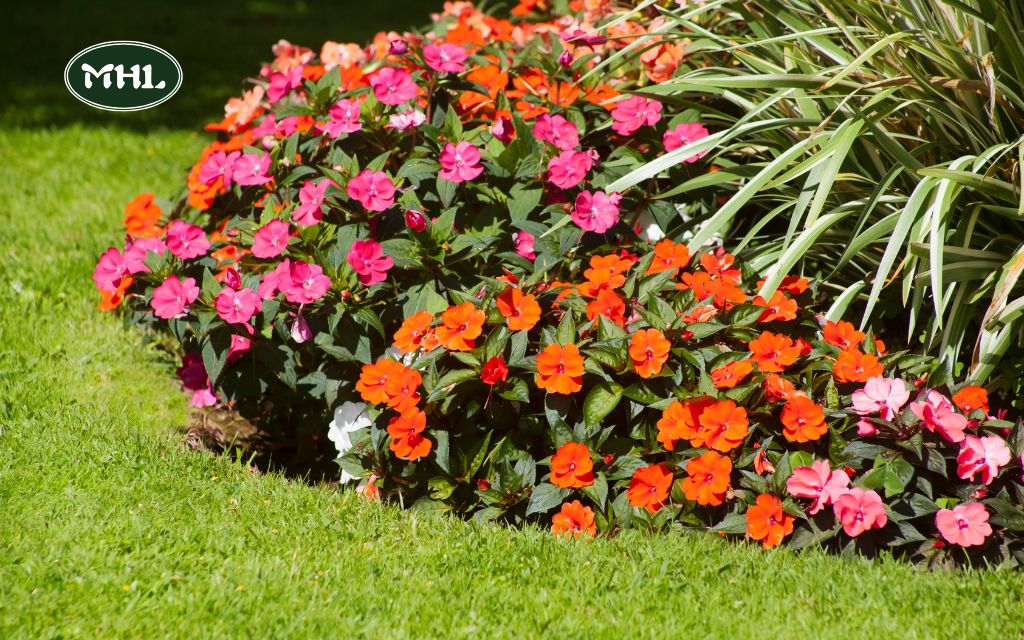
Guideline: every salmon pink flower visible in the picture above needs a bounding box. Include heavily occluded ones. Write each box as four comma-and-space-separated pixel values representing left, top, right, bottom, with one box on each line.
786, 460, 849, 515
232, 152, 273, 186
480, 356, 509, 386
851, 376, 909, 420
280, 260, 331, 304
347, 169, 396, 212
611, 95, 662, 135
572, 190, 621, 233
165, 220, 210, 260
404, 209, 427, 232
513, 231, 536, 260
663, 122, 710, 162
833, 488, 887, 537
346, 239, 393, 286
552, 500, 596, 539
386, 109, 426, 131
198, 150, 240, 187
746, 494, 794, 548
423, 42, 469, 73
936, 502, 992, 547
371, 67, 418, 105
550, 442, 594, 488
533, 114, 579, 151
321, 99, 362, 137
627, 463, 673, 513
251, 219, 290, 258
957, 434, 1011, 485
439, 142, 484, 182
215, 287, 262, 325
293, 179, 332, 227
93, 247, 127, 291
151, 275, 199, 319
547, 149, 595, 189
910, 390, 969, 443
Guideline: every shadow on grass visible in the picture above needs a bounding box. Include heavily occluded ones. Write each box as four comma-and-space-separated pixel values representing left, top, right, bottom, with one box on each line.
2, 0, 445, 131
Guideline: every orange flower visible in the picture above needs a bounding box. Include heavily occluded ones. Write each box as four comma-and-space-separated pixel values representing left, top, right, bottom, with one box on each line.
550, 442, 594, 488
387, 407, 432, 461
753, 291, 797, 322
952, 386, 989, 414
393, 310, 435, 353
758, 274, 809, 295
763, 374, 799, 402
435, 302, 486, 351
646, 239, 690, 276
700, 252, 742, 285
874, 338, 887, 355
832, 349, 883, 383
657, 397, 715, 451
356, 358, 406, 405
383, 365, 422, 413
98, 275, 133, 311
535, 343, 585, 394
552, 500, 596, 538
746, 494, 794, 549
123, 193, 163, 238
495, 287, 542, 331
694, 399, 749, 453
629, 329, 671, 378
822, 320, 865, 351
781, 395, 827, 443
710, 360, 753, 389
579, 254, 631, 296
627, 463, 673, 513
586, 289, 626, 326
748, 331, 801, 373
680, 451, 732, 506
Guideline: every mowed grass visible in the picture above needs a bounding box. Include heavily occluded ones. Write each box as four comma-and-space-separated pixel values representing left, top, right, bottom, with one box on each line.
1, 128, 1024, 639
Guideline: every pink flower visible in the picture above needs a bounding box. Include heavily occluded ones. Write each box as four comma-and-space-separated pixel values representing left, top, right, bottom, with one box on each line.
232, 152, 273, 186
321, 99, 362, 137
93, 247, 127, 291
293, 179, 332, 227
786, 460, 850, 515
533, 114, 579, 151
439, 142, 484, 183
389, 39, 409, 55
957, 434, 1011, 485
386, 109, 426, 131
856, 418, 879, 437
513, 231, 536, 261
611, 95, 662, 135
851, 376, 909, 420
150, 275, 200, 319
215, 287, 262, 325
910, 390, 969, 443
259, 260, 291, 299
280, 260, 331, 304
371, 67, 419, 105
198, 150, 240, 187
572, 190, 621, 233
347, 239, 394, 286
663, 122, 710, 163
936, 502, 992, 547
189, 388, 218, 407
177, 353, 217, 406
123, 237, 167, 273
165, 220, 211, 260
290, 312, 313, 343
252, 219, 291, 258
423, 43, 469, 73
547, 149, 595, 189
347, 169, 396, 212
228, 334, 252, 363
491, 115, 514, 144
405, 209, 427, 232
266, 67, 303, 103
832, 488, 887, 537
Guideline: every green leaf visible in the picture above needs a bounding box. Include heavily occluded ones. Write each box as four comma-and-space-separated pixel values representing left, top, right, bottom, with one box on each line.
525, 483, 568, 516
583, 381, 624, 427
556, 312, 576, 346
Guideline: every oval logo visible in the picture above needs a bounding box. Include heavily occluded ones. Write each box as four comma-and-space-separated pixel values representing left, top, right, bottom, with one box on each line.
64, 41, 182, 112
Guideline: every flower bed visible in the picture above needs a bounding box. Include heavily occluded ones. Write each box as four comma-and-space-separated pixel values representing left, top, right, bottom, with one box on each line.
93, 0, 1024, 564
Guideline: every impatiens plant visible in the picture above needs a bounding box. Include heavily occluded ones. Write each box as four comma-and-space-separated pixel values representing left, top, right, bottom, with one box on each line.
92, 0, 1024, 564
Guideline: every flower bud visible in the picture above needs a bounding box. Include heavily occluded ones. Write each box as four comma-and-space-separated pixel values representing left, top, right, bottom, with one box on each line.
388, 39, 408, 55
404, 209, 427, 232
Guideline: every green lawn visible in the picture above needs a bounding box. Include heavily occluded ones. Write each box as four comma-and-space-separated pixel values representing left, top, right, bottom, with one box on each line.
2, 3, 1024, 638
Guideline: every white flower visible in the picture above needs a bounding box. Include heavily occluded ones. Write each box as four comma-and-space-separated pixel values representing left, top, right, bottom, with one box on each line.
328, 401, 372, 483
635, 210, 665, 242
383, 346, 417, 366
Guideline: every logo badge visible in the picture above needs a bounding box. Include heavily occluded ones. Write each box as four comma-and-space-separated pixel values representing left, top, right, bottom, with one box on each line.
64, 41, 182, 112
